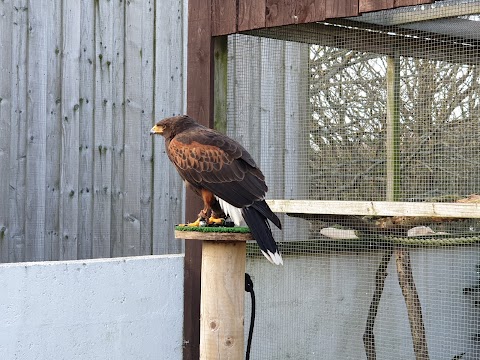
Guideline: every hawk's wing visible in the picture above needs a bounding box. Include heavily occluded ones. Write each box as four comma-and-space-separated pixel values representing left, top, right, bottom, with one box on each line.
167, 127, 267, 208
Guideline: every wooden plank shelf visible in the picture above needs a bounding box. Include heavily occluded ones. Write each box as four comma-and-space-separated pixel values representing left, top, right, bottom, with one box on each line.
266, 199, 480, 218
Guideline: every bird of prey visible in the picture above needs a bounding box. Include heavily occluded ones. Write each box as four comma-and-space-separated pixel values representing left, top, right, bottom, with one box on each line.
150, 115, 283, 265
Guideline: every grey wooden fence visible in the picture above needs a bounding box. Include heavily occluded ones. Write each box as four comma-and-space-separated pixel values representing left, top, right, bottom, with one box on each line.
0, 0, 187, 262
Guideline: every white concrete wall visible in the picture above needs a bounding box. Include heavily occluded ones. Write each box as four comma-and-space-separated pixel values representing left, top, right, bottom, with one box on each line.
0, 255, 184, 360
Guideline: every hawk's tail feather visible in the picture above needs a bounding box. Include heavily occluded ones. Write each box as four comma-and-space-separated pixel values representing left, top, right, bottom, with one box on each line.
242, 206, 283, 266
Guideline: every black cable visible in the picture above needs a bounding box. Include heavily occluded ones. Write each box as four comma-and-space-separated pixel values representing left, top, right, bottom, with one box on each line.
245, 273, 255, 360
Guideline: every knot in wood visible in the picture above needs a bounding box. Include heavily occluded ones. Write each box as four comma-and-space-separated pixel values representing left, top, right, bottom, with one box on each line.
224, 336, 234, 347
209, 320, 218, 331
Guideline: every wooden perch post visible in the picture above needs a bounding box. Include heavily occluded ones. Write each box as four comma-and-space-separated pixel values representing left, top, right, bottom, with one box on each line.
176, 230, 252, 360
395, 247, 430, 360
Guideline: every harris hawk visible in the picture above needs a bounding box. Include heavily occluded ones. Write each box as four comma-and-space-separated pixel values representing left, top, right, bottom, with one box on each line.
150, 115, 283, 265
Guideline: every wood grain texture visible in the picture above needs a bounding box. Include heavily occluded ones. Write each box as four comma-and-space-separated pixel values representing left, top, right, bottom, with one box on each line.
122, 0, 143, 257
7, 0, 28, 262
394, 0, 433, 7
1, 0, 189, 263
44, 0, 62, 261
109, 0, 125, 259
92, 0, 114, 258
0, 0, 13, 262
267, 200, 480, 218
200, 241, 246, 360
77, 0, 95, 260
59, 0, 81, 260
395, 247, 430, 359
175, 230, 253, 241
325, 0, 358, 19
25, 0, 48, 261
186, 0, 213, 357
266, 0, 295, 27
154, 0, 186, 256
295, 0, 326, 23
359, 0, 393, 13
211, 0, 237, 35
238, 0, 266, 31
139, 0, 155, 257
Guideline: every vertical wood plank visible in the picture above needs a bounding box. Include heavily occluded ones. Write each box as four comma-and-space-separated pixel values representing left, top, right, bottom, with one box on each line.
154, 0, 186, 256
59, 0, 81, 260
386, 56, 401, 201
186, 0, 213, 357
8, 0, 28, 262
25, 0, 48, 261
211, 0, 237, 36
43, 0, 62, 261
0, 0, 13, 262
109, 0, 125, 258
78, 0, 95, 259
93, 0, 114, 258
123, 0, 153, 256
228, 36, 261, 157
139, 0, 155, 256
213, 36, 228, 133
283, 42, 309, 242
238, 0, 266, 31
260, 38, 285, 241
325, 0, 358, 19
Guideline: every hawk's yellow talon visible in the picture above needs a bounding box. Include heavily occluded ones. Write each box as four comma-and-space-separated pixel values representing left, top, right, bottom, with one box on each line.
178, 218, 202, 227
187, 218, 202, 227
208, 216, 224, 225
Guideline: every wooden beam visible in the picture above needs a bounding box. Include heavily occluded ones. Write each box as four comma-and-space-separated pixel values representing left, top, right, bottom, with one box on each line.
213, 36, 228, 133
186, 0, 214, 357
238, 0, 266, 31
267, 199, 480, 218
359, 0, 393, 13
358, 0, 476, 25
325, 0, 358, 19
245, 20, 480, 66
211, 0, 237, 36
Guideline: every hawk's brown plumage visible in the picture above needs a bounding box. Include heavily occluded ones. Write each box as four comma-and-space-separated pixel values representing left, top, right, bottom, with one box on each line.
151, 115, 282, 265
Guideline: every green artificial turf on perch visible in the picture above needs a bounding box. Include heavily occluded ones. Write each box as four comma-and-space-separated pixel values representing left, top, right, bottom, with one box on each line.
175, 225, 251, 233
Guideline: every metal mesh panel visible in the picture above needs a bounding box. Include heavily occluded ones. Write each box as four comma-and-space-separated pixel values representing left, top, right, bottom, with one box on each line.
226, 1, 480, 359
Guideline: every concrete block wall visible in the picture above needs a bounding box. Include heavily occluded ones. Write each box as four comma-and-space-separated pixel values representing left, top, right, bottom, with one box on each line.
0, 255, 184, 360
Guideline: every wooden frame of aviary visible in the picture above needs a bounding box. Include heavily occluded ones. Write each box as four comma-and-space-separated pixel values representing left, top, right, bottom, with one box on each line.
183, 0, 480, 358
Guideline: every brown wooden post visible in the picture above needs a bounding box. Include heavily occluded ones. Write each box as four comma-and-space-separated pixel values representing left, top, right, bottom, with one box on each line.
176, 231, 251, 360
185, 0, 214, 357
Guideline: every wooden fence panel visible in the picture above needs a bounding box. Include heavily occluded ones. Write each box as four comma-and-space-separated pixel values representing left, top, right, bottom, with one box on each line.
138, 0, 155, 257
0, 0, 13, 262
59, 0, 81, 260
8, 0, 28, 262
92, 0, 114, 259
152, 0, 187, 256
25, 0, 49, 261
77, 0, 95, 260
44, 0, 62, 261
0, 0, 187, 263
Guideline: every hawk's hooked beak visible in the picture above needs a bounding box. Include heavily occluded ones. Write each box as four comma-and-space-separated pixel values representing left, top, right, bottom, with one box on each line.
150, 124, 164, 135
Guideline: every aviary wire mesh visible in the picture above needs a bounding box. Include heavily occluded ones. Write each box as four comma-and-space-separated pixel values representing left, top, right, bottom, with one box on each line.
226, 1, 480, 359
